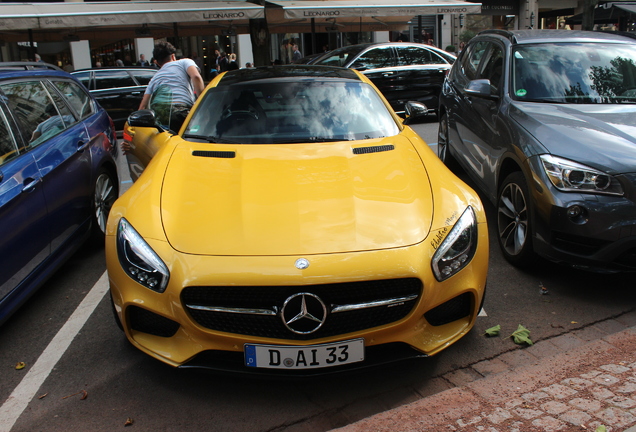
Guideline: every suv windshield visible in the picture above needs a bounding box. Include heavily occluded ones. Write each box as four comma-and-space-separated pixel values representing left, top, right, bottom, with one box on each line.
184, 79, 399, 144
512, 42, 636, 104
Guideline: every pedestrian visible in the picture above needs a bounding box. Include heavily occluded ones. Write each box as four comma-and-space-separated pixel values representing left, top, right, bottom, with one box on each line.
115, 58, 124, 67
291, 43, 302, 62
34, 53, 43, 62
227, 53, 239, 70
191, 52, 203, 72
138, 54, 149, 67
217, 51, 229, 72
138, 41, 205, 132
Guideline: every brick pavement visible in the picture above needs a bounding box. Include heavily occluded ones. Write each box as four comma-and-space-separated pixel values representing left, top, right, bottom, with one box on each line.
333, 312, 636, 432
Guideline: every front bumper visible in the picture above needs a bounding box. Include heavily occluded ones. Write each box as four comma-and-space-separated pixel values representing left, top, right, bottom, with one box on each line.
106, 224, 488, 372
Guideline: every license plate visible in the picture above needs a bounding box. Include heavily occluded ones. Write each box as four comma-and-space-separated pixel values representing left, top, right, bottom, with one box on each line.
244, 339, 365, 369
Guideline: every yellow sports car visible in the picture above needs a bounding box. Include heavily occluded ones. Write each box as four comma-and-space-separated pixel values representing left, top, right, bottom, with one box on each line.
106, 65, 488, 374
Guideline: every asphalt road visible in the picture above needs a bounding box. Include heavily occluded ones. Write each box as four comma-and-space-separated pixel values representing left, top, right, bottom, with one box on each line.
1, 118, 634, 432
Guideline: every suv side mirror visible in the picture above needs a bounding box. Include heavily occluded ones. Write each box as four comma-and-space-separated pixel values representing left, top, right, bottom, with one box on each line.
403, 101, 429, 125
464, 79, 498, 99
127, 109, 165, 132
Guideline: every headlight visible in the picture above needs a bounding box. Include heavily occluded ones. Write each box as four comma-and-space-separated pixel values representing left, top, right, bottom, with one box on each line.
432, 207, 478, 281
117, 218, 169, 292
540, 155, 623, 196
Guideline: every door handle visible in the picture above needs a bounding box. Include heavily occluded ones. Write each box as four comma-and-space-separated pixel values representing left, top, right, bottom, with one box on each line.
22, 177, 41, 193
77, 140, 89, 152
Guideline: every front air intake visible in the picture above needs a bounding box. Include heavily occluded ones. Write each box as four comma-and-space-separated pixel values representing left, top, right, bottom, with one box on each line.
352, 145, 395, 155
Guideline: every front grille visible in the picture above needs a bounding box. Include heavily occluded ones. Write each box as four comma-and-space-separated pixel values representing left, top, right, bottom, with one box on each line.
424, 292, 473, 326
181, 278, 422, 341
128, 305, 180, 337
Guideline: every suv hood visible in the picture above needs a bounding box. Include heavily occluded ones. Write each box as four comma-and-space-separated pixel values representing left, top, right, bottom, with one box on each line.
511, 103, 636, 174
160, 137, 433, 256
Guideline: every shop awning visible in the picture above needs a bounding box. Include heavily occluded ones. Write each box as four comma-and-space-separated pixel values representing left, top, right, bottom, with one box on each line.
565, 2, 636, 25
0, 1, 264, 31
267, 0, 481, 19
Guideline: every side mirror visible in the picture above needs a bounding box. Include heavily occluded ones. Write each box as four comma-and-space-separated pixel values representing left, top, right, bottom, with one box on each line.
127, 110, 165, 131
403, 101, 429, 125
464, 79, 497, 99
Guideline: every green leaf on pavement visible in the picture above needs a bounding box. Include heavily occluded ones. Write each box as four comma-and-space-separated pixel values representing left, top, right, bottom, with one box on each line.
510, 324, 533, 346
484, 325, 501, 337
595, 426, 607, 432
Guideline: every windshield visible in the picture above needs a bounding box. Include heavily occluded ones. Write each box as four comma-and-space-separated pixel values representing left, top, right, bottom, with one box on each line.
512, 43, 636, 103
184, 79, 399, 144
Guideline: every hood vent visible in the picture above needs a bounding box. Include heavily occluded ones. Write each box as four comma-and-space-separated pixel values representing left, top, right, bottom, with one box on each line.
192, 150, 236, 159
352, 144, 395, 155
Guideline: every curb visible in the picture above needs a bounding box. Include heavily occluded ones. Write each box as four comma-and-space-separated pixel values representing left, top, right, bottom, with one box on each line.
332, 312, 636, 432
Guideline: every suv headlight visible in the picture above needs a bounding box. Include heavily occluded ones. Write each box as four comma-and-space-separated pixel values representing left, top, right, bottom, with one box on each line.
117, 218, 169, 292
432, 207, 478, 281
540, 155, 623, 196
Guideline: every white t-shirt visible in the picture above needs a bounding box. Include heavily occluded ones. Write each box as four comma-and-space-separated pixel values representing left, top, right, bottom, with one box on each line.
145, 58, 198, 106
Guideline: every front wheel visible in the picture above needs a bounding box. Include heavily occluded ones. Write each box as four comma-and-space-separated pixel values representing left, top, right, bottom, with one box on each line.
437, 113, 459, 170
497, 172, 535, 266
92, 168, 118, 237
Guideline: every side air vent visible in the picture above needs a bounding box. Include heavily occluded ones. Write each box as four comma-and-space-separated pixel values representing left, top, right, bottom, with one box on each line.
352, 145, 395, 155
192, 150, 236, 158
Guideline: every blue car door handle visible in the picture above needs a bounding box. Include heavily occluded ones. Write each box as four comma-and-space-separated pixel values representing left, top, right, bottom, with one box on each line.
77, 140, 89, 152
22, 177, 41, 193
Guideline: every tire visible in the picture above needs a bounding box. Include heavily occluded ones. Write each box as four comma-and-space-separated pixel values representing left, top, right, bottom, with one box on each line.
497, 172, 535, 267
92, 168, 118, 238
437, 113, 459, 170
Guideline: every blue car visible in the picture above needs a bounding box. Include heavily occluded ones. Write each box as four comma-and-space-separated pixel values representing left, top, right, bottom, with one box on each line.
0, 62, 119, 323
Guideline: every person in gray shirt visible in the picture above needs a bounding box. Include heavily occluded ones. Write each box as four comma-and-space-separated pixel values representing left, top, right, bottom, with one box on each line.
139, 41, 205, 132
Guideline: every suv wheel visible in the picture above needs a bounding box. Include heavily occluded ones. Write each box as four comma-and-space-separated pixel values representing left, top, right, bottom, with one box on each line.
497, 172, 535, 266
93, 168, 118, 237
437, 113, 458, 169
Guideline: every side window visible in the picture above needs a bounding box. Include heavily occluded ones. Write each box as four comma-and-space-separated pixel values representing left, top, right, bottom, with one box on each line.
462, 41, 490, 82
72, 71, 92, 90
94, 70, 136, 90
479, 45, 505, 93
54, 80, 93, 119
350, 47, 394, 70
396, 46, 448, 66
131, 70, 156, 85
0, 110, 19, 167
1, 81, 66, 147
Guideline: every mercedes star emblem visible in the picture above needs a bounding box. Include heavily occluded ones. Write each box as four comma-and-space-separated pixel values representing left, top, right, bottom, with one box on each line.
281, 293, 327, 334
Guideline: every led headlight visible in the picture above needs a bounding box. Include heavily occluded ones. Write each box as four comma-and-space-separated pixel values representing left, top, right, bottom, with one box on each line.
432, 207, 478, 282
117, 218, 169, 292
540, 155, 623, 196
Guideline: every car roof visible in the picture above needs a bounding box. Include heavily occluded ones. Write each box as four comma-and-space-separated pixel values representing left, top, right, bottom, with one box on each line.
216, 65, 362, 86
479, 29, 636, 45
0, 62, 75, 80
71, 67, 157, 73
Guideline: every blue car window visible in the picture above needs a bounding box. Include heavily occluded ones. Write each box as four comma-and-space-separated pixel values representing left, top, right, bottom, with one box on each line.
1, 81, 63, 147
53, 80, 93, 119
0, 110, 19, 167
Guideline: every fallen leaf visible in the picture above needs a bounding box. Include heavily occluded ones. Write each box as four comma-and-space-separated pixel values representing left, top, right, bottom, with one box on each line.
124, 418, 134, 427
38, 393, 48, 400
62, 390, 88, 400
510, 324, 533, 346
571, 321, 578, 324
15, 362, 26, 370
80, 390, 88, 400
484, 324, 501, 337
596, 426, 607, 432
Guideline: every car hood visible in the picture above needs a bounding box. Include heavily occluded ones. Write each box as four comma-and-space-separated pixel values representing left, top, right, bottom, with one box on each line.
511, 103, 636, 174
160, 136, 433, 256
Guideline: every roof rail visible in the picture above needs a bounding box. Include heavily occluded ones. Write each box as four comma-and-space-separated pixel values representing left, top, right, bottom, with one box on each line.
0, 62, 63, 71
478, 29, 517, 43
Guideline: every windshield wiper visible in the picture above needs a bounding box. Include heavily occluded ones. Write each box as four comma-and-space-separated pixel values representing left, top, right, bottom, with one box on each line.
183, 134, 236, 144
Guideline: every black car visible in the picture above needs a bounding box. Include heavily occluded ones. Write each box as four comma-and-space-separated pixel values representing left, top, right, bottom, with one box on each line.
72, 67, 156, 131
312, 42, 456, 115
438, 29, 636, 272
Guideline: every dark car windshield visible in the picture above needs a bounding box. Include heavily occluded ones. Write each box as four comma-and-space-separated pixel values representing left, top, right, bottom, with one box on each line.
183, 79, 399, 144
512, 42, 636, 104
